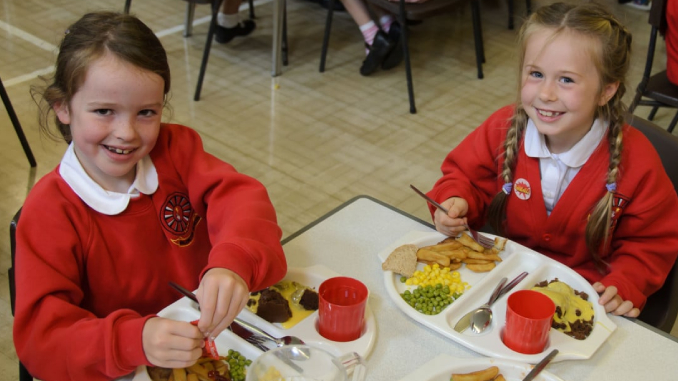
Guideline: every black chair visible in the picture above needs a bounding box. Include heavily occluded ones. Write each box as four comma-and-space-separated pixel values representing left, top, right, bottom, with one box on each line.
124, 0, 255, 35
124, 0, 282, 101
628, 0, 678, 133
9, 209, 34, 381
1, 75, 36, 168
181, 0, 256, 37
506, 0, 531, 30
628, 115, 678, 334
320, 0, 485, 114
191, 0, 289, 99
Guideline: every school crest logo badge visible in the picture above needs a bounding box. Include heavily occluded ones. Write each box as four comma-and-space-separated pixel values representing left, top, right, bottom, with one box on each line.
160, 192, 202, 247
513, 178, 531, 200
610, 193, 630, 230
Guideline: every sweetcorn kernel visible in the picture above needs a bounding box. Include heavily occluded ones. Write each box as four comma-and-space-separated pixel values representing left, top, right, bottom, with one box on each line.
405, 263, 469, 290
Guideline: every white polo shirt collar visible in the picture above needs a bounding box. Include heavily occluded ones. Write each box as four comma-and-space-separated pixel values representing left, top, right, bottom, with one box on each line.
59, 143, 158, 215
524, 117, 607, 165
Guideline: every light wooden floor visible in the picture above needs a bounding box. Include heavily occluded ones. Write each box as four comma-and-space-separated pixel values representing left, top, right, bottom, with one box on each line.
1, 0, 676, 379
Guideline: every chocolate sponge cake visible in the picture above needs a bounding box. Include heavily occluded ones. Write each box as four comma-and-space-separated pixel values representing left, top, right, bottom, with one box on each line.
247, 280, 320, 327
298, 289, 319, 310
255, 288, 292, 323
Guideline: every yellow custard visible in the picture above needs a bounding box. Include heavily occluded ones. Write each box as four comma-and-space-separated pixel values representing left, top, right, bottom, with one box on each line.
532, 281, 594, 334
247, 280, 317, 329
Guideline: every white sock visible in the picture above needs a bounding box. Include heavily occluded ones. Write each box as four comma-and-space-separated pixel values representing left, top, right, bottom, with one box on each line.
360, 21, 378, 54
379, 15, 394, 33
218, 12, 241, 28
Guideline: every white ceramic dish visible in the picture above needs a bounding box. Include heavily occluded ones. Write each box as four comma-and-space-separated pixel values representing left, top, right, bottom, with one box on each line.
398, 354, 565, 381
378, 231, 616, 364
131, 264, 376, 380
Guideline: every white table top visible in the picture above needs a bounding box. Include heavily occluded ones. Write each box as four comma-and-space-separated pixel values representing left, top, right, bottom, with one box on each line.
280, 196, 678, 381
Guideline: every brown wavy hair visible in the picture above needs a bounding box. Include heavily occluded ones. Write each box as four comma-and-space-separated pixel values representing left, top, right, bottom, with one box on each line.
32, 11, 171, 143
487, 2, 632, 272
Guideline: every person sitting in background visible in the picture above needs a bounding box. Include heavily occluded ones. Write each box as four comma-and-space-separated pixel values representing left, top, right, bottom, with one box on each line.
215, 0, 255, 43
338, 0, 404, 76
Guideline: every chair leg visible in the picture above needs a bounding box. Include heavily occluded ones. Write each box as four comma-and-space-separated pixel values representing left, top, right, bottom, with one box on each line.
194, 0, 224, 101
508, 0, 514, 30
19, 361, 33, 381
319, 0, 335, 72
282, 0, 288, 66
398, 0, 416, 114
184, 2, 196, 37
248, 0, 255, 19
477, 1, 485, 63
0, 77, 37, 168
124, 0, 132, 14
648, 106, 659, 121
628, 90, 642, 113
471, 0, 484, 79
669, 110, 678, 133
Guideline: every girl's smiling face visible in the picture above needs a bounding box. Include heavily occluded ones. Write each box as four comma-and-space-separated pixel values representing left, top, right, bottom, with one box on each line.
520, 28, 619, 154
55, 52, 165, 192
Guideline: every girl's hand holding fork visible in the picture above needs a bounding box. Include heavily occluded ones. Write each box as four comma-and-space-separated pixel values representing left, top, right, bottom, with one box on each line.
434, 197, 470, 237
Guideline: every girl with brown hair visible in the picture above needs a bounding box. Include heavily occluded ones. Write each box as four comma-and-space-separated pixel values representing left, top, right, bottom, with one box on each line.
13, 11, 286, 380
427, 2, 678, 318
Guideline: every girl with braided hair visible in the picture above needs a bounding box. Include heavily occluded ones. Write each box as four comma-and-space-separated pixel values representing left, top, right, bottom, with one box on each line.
427, 2, 678, 318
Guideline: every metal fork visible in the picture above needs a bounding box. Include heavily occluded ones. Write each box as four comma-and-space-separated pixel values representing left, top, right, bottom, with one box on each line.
463, 223, 495, 250
244, 335, 270, 352
233, 318, 305, 348
410, 184, 495, 249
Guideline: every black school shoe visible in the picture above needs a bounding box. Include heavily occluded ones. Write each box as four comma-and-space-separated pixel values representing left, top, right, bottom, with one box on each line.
215, 20, 256, 44
360, 30, 394, 76
382, 22, 403, 70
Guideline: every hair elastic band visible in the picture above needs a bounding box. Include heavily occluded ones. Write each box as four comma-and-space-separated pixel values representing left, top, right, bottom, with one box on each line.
502, 182, 513, 195
606, 183, 617, 192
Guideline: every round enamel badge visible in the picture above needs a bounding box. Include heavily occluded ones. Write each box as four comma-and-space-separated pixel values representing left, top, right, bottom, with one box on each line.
514, 178, 531, 200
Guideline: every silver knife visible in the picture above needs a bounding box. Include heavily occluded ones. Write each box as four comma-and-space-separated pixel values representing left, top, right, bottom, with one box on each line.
522, 349, 558, 381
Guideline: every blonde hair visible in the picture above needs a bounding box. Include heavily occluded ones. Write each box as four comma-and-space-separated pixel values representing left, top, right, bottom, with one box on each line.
487, 2, 632, 272
32, 12, 171, 143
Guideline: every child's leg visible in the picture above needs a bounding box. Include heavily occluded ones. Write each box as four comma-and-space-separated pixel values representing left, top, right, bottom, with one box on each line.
340, 0, 378, 51
218, 0, 243, 28
338, 0, 402, 75
369, 8, 401, 71
215, 0, 256, 43
370, 6, 395, 33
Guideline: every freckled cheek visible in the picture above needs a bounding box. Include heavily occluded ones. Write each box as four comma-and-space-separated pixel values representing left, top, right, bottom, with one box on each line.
520, 85, 534, 108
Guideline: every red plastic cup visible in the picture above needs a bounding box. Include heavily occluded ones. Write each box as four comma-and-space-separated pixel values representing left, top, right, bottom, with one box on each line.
503, 290, 555, 354
318, 277, 368, 342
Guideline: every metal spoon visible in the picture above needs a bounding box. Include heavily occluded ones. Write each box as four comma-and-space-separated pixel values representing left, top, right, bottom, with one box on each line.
232, 317, 305, 348
454, 277, 506, 332
469, 277, 507, 334
470, 271, 529, 333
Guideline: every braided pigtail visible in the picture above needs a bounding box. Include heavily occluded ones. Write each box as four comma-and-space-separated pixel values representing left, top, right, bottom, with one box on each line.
585, 92, 626, 272
488, 106, 527, 235
582, 7, 631, 272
